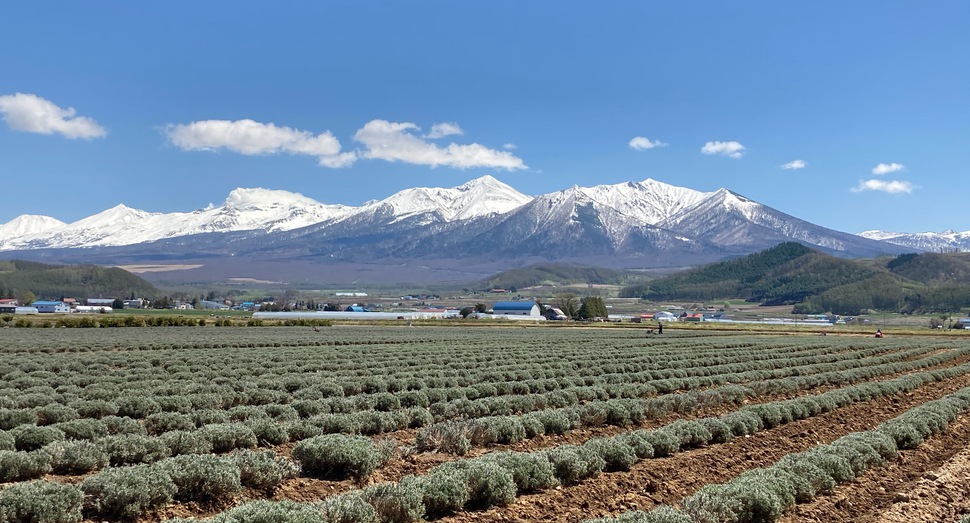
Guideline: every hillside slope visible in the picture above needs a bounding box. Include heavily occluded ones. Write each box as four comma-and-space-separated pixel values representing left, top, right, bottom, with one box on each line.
0, 260, 159, 301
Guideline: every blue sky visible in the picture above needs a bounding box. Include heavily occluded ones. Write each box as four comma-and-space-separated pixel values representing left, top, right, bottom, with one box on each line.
1, 2, 967, 234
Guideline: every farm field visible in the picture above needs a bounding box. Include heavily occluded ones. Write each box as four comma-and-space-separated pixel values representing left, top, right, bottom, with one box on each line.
2, 326, 970, 522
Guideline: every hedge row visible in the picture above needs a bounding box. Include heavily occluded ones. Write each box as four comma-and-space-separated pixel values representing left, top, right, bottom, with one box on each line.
0, 450, 298, 522
153, 363, 970, 523
588, 385, 970, 523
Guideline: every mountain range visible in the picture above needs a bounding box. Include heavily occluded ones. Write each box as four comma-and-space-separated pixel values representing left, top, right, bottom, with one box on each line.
0, 176, 917, 285
857, 229, 970, 253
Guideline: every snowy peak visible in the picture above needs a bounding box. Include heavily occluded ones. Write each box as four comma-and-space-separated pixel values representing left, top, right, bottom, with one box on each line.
536, 178, 710, 226
858, 229, 970, 252
362, 175, 531, 222
223, 187, 325, 211
0, 215, 66, 240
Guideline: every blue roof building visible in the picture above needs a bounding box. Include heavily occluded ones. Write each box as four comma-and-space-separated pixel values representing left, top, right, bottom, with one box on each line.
492, 301, 541, 317
32, 301, 71, 313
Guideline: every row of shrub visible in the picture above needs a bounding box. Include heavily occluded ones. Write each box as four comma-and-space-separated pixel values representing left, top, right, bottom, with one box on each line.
414, 354, 970, 454
586, 385, 970, 523
0, 449, 298, 522
0, 341, 949, 436
142, 365, 970, 523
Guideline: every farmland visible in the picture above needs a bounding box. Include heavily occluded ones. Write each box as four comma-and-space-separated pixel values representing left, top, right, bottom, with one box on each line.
2, 326, 970, 522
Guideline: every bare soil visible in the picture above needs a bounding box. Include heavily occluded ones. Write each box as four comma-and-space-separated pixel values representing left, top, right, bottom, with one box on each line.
124, 355, 970, 523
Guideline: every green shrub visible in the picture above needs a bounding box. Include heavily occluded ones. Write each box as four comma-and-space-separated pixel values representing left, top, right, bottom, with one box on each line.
52, 419, 108, 441
481, 416, 527, 445
660, 420, 713, 450
774, 455, 837, 502
161, 430, 214, 456
292, 434, 385, 482
0, 430, 14, 451
207, 500, 326, 522
0, 408, 37, 430
101, 415, 148, 435
81, 464, 177, 520
699, 418, 734, 444
11, 424, 66, 451
583, 438, 637, 471
0, 449, 52, 481
116, 396, 161, 419
100, 433, 170, 466
201, 423, 258, 453
43, 440, 109, 474
360, 482, 424, 523
318, 491, 379, 523
33, 404, 79, 426
70, 400, 119, 419
587, 507, 692, 523
247, 419, 290, 446
461, 460, 517, 509
615, 430, 655, 459
145, 412, 196, 435
406, 407, 434, 429
720, 411, 763, 436
531, 409, 575, 435
232, 449, 300, 490
156, 454, 243, 503
642, 430, 680, 457
287, 421, 321, 442
484, 451, 558, 493
546, 445, 605, 484
0, 480, 83, 523
402, 470, 468, 518
415, 422, 471, 455
798, 448, 855, 484
192, 409, 231, 427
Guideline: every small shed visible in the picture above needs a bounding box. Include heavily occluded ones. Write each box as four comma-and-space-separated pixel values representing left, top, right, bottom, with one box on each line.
544, 307, 568, 320
492, 301, 541, 317
32, 301, 70, 313
345, 305, 366, 312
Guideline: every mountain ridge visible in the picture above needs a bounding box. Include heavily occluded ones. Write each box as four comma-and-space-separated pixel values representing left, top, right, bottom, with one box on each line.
0, 176, 918, 285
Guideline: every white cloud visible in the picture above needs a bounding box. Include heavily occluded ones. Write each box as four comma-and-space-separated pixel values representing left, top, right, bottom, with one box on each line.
502, 143, 517, 150
872, 162, 905, 175
0, 92, 106, 139
851, 179, 915, 194
629, 136, 668, 151
701, 140, 745, 159
353, 119, 527, 170
166, 119, 355, 167
425, 122, 464, 139
781, 159, 807, 170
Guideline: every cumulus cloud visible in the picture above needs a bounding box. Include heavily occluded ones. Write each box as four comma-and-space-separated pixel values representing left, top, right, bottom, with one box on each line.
353, 119, 526, 170
781, 160, 807, 170
851, 179, 915, 194
166, 119, 355, 167
0, 92, 106, 139
872, 162, 905, 175
629, 136, 668, 150
701, 141, 745, 159
425, 122, 464, 139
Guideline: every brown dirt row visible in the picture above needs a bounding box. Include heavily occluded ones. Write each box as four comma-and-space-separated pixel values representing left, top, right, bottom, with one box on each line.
779, 412, 970, 522
434, 370, 970, 523
140, 352, 970, 522
140, 356, 970, 521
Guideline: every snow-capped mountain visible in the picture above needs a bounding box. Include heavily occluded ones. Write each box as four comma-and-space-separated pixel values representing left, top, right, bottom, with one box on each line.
348, 175, 530, 226
658, 188, 896, 256
0, 188, 355, 250
858, 229, 970, 252
0, 176, 914, 280
0, 215, 66, 240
